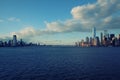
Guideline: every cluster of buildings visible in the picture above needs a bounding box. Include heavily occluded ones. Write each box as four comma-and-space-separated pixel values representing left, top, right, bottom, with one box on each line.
0, 35, 39, 47
0, 35, 26, 47
75, 27, 120, 47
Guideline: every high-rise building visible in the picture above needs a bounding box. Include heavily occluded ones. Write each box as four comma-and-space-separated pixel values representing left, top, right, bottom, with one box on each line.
86, 37, 89, 44
81, 39, 84, 47
8, 40, 12, 46
118, 34, 120, 40
96, 36, 100, 46
92, 37, 100, 46
0, 41, 3, 47
92, 27, 96, 38
104, 30, 108, 37
110, 34, 115, 46
90, 37, 93, 46
93, 38, 97, 46
118, 34, 120, 46
100, 32, 103, 45
13, 35, 17, 46
110, 34, 115, 41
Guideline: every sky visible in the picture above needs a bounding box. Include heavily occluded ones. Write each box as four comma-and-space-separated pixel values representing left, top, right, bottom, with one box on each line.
0, 0, 120, 45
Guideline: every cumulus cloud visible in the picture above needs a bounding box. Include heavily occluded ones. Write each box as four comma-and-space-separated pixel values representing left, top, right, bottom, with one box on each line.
11, 27, 36, 38
0, 34, 12, 41
42, 0, 120, 34
71, 0, 120, 29
10, 27, 56, 40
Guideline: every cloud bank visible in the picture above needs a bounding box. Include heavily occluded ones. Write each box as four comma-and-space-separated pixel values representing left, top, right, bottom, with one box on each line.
1, 0, 120, 41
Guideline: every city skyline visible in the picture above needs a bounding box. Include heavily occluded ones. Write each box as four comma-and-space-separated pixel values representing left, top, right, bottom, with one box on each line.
75, 28, 120, 47
0, 0, 120, 45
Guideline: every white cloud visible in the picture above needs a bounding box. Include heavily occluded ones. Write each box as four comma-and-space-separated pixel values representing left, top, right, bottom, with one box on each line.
71, 0, 120, 29
8, 17, 20, 22
0, 17, 20, 23
11, 27, 36, 38
47, 0, 120, 32
0, 34, 12, 41
104, 16, 112, 23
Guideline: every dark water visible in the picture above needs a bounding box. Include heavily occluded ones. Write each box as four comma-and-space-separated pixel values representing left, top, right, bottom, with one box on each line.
0, 47, 120, 80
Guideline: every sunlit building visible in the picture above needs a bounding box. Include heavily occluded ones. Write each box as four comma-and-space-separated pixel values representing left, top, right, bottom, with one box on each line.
96, 37, 100, 46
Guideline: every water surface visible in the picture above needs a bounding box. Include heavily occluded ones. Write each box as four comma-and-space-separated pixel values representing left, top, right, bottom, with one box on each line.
0, 47, 120, 80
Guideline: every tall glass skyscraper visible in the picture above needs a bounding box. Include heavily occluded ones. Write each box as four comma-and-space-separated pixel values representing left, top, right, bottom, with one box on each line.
13, 35, 17, 46
92, 27, 96, 38
100, 32, 103, 45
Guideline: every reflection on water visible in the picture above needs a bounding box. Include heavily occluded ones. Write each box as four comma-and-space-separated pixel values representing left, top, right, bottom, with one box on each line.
0, 47, 120, 80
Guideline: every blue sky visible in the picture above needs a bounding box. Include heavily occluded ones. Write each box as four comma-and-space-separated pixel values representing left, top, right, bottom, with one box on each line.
0, 0, 120, 45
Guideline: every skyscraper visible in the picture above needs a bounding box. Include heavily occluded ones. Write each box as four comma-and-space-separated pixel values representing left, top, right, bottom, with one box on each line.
92, 27, 96, 38
86, 37, 89, 44
100, 32, 103, 45
110, 34, 115, 41
96, 36, 100, 46
118, 34, 120, 46
13, 35, 17, 46
104, 30, 109, 39
110, 34, 115, 46
90, 37, 93, 46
